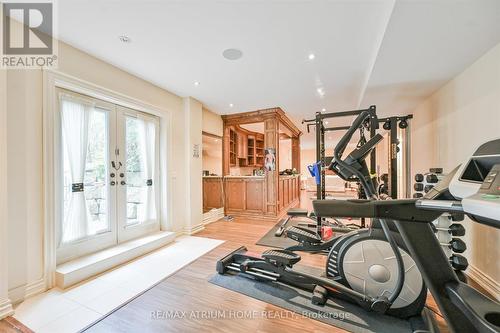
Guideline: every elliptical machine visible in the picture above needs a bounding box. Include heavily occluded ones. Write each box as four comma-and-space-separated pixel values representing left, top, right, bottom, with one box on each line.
216, 110, 428, 319
312, 139, 500, 333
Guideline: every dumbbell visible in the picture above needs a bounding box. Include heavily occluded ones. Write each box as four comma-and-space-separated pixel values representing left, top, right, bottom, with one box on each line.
440, 238, 467, 253
424, 185, 434, 193
450, 254, 469, 271
432, 224, 466, 236
415, 174, 424, 182
426, 174, 439, 183
413, 193, 424, 198
450, 213, 465, 222
414, 183, 424, 191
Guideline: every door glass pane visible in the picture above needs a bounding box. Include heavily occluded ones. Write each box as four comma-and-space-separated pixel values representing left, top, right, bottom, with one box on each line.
62, 108, 110, 242
125, 116, 156, 225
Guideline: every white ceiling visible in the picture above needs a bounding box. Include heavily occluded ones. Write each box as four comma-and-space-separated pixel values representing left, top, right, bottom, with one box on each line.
56, 0, 500, 149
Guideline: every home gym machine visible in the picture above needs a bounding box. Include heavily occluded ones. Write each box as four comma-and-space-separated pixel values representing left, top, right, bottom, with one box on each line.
218, 110, 429, 319
274, 106, 379, 238
276, 106, 413, 246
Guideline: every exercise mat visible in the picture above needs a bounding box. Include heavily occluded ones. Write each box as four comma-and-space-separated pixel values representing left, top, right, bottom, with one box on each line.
255, 218, 308, 248
209, 270, 427, 333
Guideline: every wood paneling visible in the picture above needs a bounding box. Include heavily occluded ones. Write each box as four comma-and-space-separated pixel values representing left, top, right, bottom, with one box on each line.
203, 177, 223, 212
245, 181, 264, 211
222, 108, 301, 220
225, 179, 245, 211
224, 177, 266, 217
278, 175, 300, 214
264, 118, 278, 215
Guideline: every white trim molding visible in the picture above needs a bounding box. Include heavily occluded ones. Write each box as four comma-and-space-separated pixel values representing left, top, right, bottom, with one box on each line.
203, 208, 224, 225
467, 265, 500, 301
25, 278, 47, 299
0, 299, 14, 319
42, 69, 173, 289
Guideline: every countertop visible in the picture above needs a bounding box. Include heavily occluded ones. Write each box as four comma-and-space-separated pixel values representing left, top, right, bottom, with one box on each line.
202, 175, 265, 179
224, 175, 265, 178
279, 174, 300, 179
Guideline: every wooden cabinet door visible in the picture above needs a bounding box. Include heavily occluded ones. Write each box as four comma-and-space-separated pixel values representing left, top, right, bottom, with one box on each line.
225, 179, 245, 211
246, 180, 263, 211
237, 133, 248, 159
203, 179, 223, 211
283, 179, 289, 207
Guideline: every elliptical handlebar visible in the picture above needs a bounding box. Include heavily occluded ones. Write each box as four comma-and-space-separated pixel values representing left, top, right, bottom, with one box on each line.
332, 109, 378, 198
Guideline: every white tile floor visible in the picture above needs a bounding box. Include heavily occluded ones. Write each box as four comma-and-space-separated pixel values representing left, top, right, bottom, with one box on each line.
13, 235, 224, 333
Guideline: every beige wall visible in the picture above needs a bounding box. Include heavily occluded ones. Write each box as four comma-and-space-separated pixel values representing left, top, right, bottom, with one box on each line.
410, 42, 500, 297
1, 66, 14, 317
3, 37, 204, 306
202, 107, 223, 137
184, 97, 204, 233
202, 137, 222, 175
279, 139, 292, 170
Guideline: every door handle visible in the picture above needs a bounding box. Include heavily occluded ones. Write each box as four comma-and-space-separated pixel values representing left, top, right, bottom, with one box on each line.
110, 181, 116, 186
120, 181, 126, 185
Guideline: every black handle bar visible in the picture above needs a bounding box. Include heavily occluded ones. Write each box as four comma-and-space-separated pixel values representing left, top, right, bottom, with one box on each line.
333, 109, 377, 198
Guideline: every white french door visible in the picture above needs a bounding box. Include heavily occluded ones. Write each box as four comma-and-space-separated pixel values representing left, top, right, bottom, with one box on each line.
116, 106, 160, 243
56, 89, 160, 264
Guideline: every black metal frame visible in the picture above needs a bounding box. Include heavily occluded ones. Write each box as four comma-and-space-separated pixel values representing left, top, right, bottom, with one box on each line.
378, 115, 414, 199
303, 110, 414, 202
303, 106, 378, 230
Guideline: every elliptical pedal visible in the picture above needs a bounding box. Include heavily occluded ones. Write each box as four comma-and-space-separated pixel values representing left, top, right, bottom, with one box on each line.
262, 249, 301, 266
286, 226, 322, 244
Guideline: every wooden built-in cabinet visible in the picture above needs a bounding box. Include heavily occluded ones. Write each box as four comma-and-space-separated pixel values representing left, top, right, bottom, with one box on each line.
203, 177, 223, 212
278, 175, 300, 212
237, 132, 248, 160
224, 177, 266, 217
222, 108, 302, 221
225, 126, 264, 168
229, 129, 237, 166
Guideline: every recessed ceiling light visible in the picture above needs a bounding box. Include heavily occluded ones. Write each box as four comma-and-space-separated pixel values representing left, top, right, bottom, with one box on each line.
317, 88, 325, 97
194, 81, 200, 86
223, 48, 243, 60
229, 103, 234, 108
119, 35, 131, 43
308, 53, 315, 60
322, 108, 326, 112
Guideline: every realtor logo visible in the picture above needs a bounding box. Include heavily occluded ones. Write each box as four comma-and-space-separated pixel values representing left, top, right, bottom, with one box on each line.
1, 1, 57, 68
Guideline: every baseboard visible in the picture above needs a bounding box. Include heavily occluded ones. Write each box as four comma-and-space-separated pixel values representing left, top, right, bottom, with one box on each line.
0, 298, 14, 320
8, 284, 26, 304
185, 223, 205, 235
467, 265, 500, 301
203, 208, 224, 225
25, 278, 46, 299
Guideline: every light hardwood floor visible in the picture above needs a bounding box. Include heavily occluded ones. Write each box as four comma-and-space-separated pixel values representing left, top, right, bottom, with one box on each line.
82, 190, 448, 333
2, 191, 451, 333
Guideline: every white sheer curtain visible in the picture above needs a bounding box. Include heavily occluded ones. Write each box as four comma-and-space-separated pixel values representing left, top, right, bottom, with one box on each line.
60, 95, 94, 243
137, 116, 157, 222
